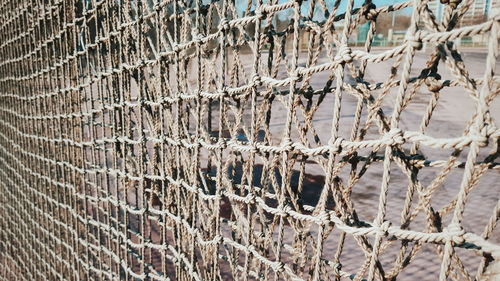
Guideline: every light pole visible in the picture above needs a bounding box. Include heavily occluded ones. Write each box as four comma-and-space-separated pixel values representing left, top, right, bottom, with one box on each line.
388, 0, 396, 45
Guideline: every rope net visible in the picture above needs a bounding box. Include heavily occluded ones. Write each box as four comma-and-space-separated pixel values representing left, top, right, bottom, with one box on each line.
0, 0, 499, 280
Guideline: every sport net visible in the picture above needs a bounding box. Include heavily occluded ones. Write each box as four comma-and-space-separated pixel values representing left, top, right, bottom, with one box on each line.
0, 0, 499, 280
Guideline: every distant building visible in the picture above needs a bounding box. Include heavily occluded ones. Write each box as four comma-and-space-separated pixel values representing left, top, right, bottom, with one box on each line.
460, 0, 490, 25
491, 0, 500, 18
427, 0, 445, 21
427, 0, 492, 25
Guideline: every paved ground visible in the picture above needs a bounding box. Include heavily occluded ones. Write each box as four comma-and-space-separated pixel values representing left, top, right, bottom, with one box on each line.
135, 48, 500, 280
273, 49, 500, 280
25, 48, 495, 280
205, 48, 500, 280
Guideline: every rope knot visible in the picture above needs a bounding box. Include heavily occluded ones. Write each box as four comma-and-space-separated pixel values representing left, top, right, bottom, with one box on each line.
273, 261, 285, 273
246, 193, 256, 204
384, 128, 405, 146
406, 33, 423, 50
425, 75, 443, 92
290, 72, 302, 83
218, 18, 230, 31
282, 137, 294, 152
364, 3, 378, 20
196, 137, 204, 147
214, 235, 223, 244
192, 31, 204, 44
318, 212, 330, 225
447, 0, 462, 8
217, 137, 227, 149
221, 86, 230, 98
255, 4, 268, 19
335, 46, 353, 63
328, 137, 343, 154
281, 204, 292, 215
379, 220, 392, 235
443, 223, 465, 244
174, 136, 183, 146
172, 43, 180, 53
470, 133, 488, 147
252, 74, 262, 86
250, 141, 259, 153
333, 262, 342, 273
